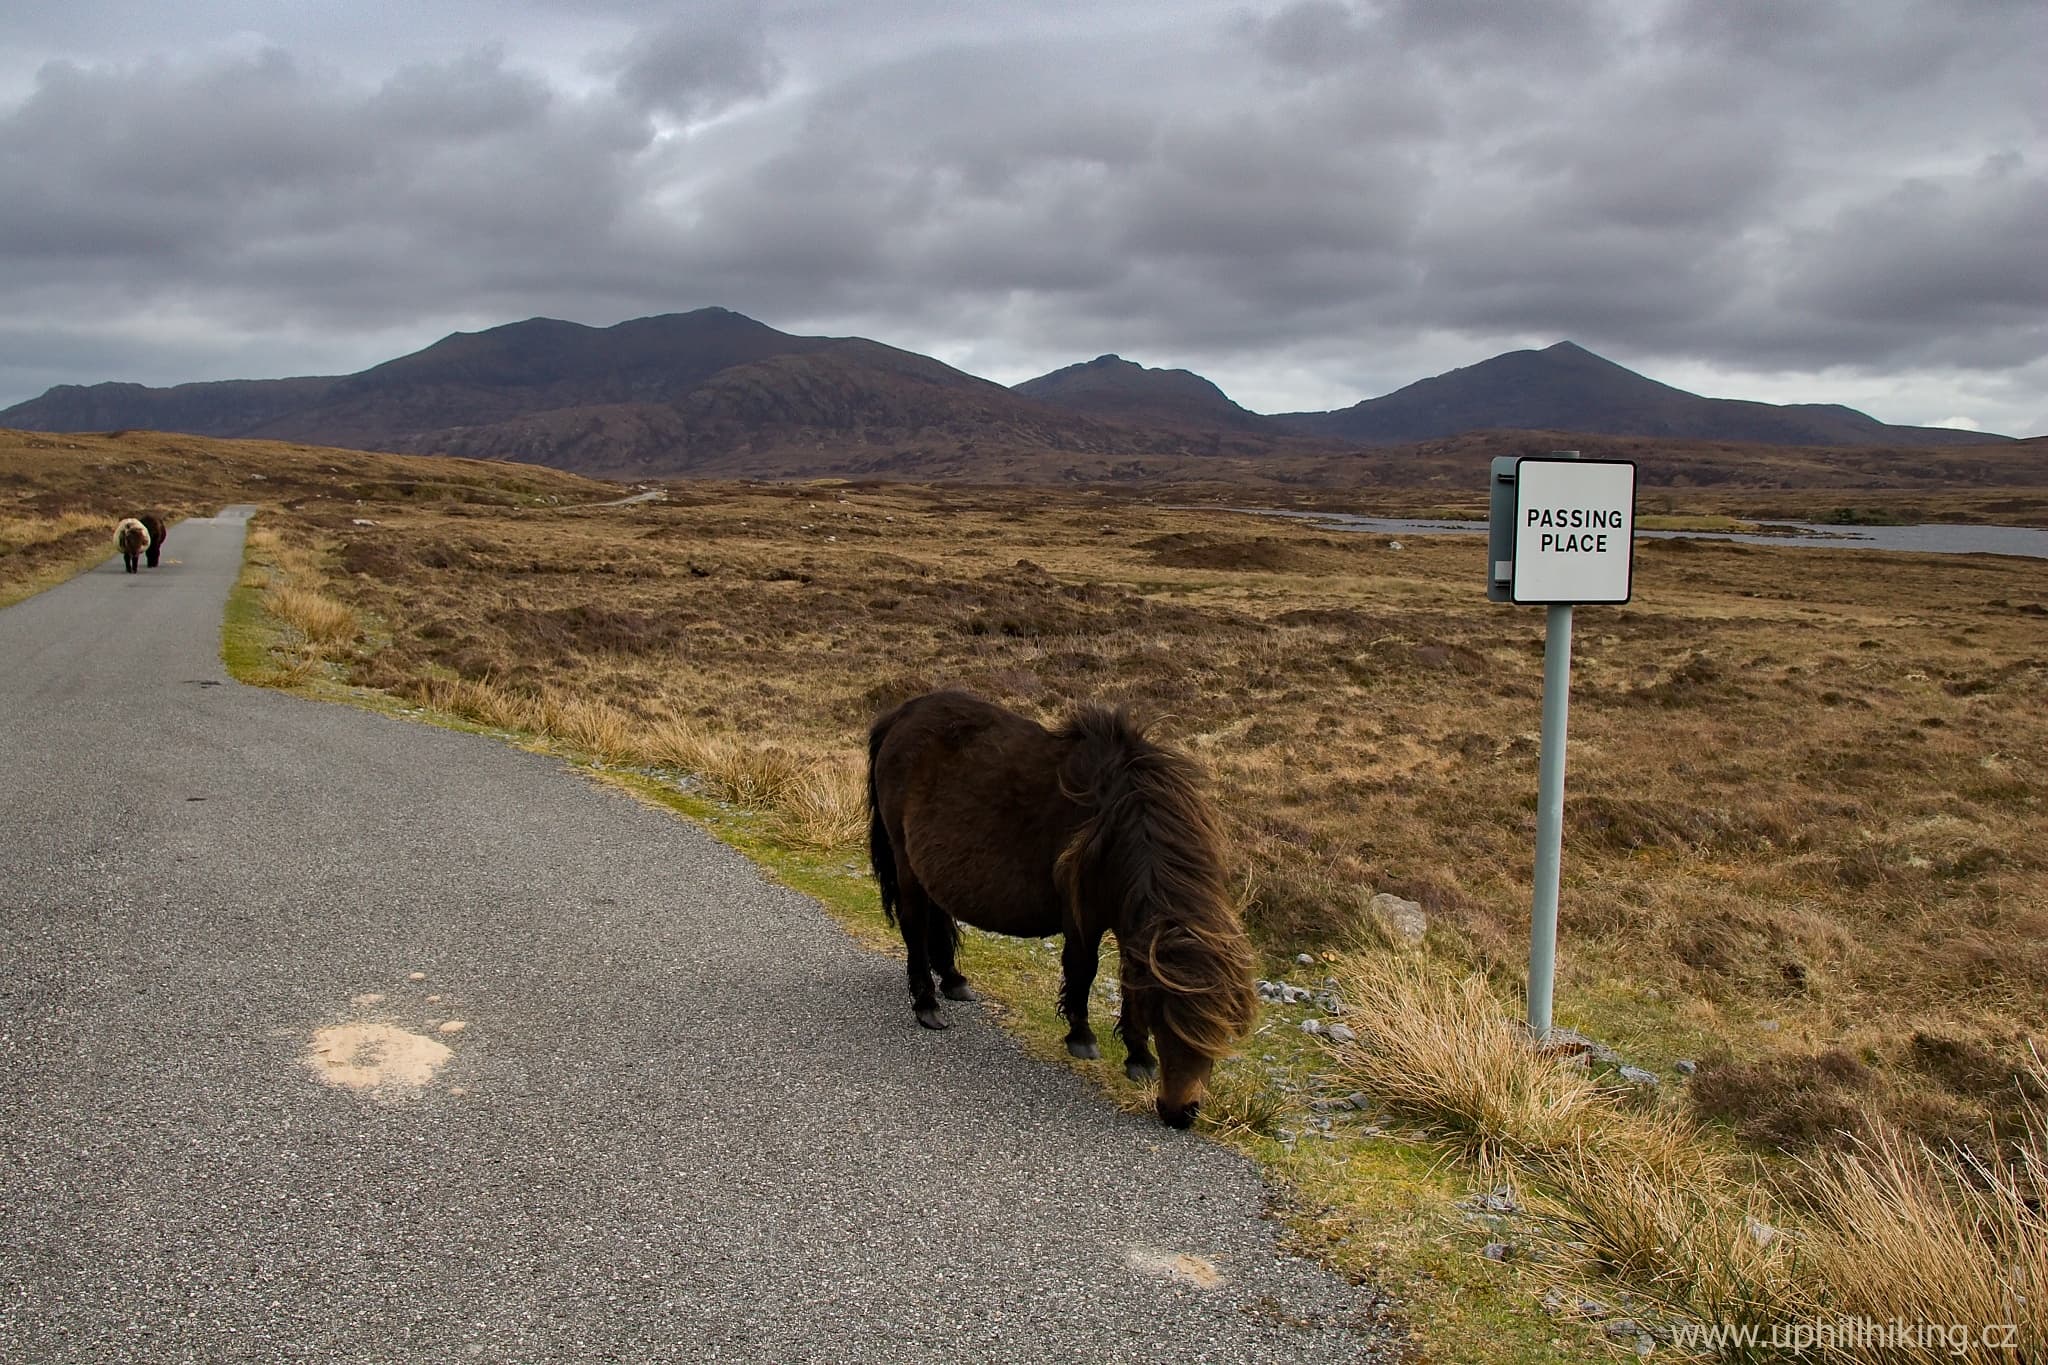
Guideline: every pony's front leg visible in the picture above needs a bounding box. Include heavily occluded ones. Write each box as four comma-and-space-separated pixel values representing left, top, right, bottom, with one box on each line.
1059, 930, 1106, 1059
1119, 993, 1159, 1085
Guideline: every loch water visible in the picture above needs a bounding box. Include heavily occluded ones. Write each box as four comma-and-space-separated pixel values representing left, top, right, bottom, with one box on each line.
1234, 510, 2048, 561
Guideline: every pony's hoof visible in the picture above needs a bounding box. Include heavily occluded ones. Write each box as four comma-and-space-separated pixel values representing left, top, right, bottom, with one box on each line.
941, 980, 977, 1002
1124, 1061, 1159, 1085
1065, 1038, 1100, 1060
915, 1008, 947, 1031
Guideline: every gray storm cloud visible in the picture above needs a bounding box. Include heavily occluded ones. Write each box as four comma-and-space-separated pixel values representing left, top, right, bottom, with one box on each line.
605, 4, 782, 123
0, 0, 2040, 432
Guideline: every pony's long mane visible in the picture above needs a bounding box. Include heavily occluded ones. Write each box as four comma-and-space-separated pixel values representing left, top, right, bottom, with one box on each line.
1054, 704, 1256, 1062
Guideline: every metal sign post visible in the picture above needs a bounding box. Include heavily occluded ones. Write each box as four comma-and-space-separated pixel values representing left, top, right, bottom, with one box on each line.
1487, 452, 1637, 1040
1527, 601, 1572, 1040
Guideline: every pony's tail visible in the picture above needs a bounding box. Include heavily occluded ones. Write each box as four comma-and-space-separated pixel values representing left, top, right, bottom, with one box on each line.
867, 719, 901, 929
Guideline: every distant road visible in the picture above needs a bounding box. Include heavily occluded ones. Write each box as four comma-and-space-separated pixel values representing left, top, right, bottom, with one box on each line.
0, 512, 1394, 1362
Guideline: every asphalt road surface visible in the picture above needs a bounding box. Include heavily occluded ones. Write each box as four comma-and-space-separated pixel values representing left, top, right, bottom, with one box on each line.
0, 510, 1398, 1363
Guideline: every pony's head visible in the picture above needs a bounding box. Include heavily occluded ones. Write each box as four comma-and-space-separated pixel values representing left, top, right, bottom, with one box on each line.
1125, 913, 1258, 1127
1057, 705, 1258, 1127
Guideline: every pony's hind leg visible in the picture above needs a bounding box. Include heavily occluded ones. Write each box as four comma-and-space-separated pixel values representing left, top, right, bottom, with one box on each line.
926, 908, 975, 1002
1059, 930, 1106, 1059
896, 874, 946, 1029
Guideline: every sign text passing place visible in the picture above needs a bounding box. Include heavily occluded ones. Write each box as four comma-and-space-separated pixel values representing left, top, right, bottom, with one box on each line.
1511, 457, 1637, 604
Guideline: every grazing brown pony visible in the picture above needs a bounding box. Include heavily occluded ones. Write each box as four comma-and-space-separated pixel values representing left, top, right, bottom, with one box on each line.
867, 690, 1257, 1128
115, 518, 151, 574
139, 514, 166, 568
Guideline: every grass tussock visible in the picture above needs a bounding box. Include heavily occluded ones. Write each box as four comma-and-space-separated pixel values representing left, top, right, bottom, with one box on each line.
1325, 960, 1616, 1163
411, 675, 542, 734
1792, 1118, 2047, 1361
689, 734, 809, 807
646, 716, 863, 844
531, 689, 639, 764
1329, 950, 2048, 1359
767, 755, 869, 850
263, 584, 359, 648
1535, 1138, 1801, 1353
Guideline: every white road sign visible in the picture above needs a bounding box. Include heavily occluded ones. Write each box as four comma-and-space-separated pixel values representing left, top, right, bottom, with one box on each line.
1511, 457, 1637, 604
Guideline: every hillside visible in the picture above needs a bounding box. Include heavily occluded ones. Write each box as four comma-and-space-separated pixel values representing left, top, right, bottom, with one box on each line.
10, 375, 342, 436
1278, 341, 2008, 448
2, 317, 2023, 484
0, 427, 612, 519
1013, 354, 1280, 433
1, 311, 1294, 478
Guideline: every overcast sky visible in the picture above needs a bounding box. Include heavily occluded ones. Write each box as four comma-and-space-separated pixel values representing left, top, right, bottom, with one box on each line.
2, 0, 2042, 434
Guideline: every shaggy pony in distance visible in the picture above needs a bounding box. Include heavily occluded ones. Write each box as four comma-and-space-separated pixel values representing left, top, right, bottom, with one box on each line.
867, 689, 1258, 1128
115, 518, 152, 574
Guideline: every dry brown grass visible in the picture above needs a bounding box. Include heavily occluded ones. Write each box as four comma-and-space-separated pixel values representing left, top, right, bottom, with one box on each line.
769, 755, 869, 850
1325, 959, 1618, 1162
1323, 954, 1795, 1339
0, 509, 144, 607
0, 509, 107, 553
0, 427, 606, 519
530, 689, 640, 763
264, 584, 359, 648
1325, 952, 1788, 1341
395, 676, 870, 848
1333, 951, 2048, 1360
411, 675, 543, 733
1791, 1116, 2047, 1361
1537, 1141, 1801, 1356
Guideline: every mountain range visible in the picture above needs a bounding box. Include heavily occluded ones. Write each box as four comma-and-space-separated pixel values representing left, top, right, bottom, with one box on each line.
0, 308, 2011, 480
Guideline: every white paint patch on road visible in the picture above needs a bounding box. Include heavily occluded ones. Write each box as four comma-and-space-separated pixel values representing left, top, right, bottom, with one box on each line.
1126, 1247, 1225, 1290
304, 1022, 451, 1096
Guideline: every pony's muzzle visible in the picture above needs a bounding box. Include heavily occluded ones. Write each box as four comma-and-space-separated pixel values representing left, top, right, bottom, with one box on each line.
1157, 1099, 1199, 1130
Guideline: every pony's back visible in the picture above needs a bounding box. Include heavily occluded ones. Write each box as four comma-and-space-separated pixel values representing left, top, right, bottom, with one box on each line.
868, 689, 1068, 933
